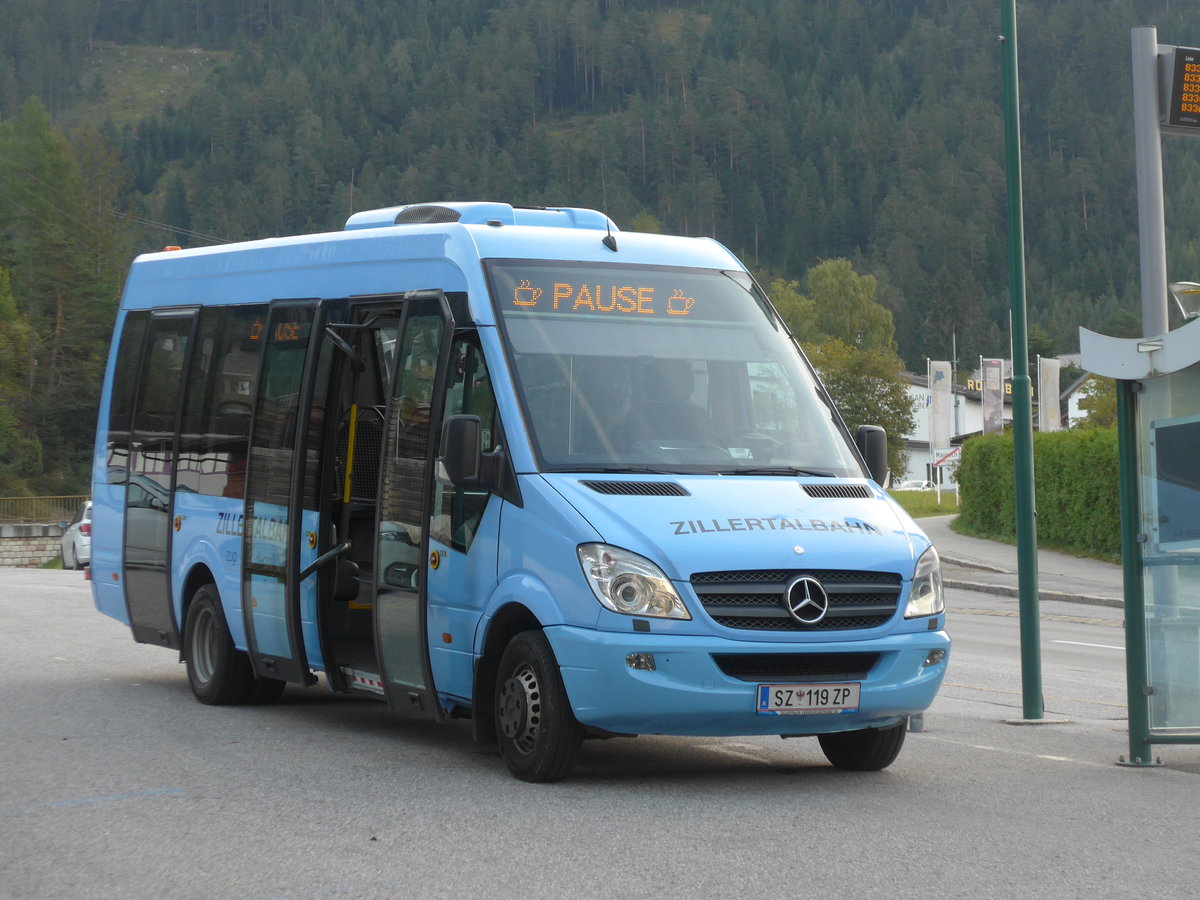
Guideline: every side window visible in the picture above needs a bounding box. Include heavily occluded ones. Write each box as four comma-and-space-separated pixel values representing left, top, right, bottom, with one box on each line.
128, 314, 193, 507
106, 312, 149, 476
431, 338, 499, 552
178, 306, 267, 496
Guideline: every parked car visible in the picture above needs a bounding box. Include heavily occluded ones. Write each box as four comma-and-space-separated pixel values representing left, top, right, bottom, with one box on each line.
61, 500, 92, 569
896, 480, 935, 491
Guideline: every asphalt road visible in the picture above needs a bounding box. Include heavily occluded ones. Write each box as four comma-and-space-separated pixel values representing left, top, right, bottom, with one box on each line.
2, 569, 1198, 899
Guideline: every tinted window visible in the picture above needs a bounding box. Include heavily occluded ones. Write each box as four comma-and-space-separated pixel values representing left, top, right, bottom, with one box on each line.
106, 312, 149, 474
177, 306, 267, 496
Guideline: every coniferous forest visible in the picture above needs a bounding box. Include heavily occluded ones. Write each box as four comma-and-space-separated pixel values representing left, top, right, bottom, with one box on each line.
2, 0, 1200, 492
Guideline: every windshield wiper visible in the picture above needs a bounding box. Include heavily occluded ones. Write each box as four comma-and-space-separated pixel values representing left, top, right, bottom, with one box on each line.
717, 466, 837, 477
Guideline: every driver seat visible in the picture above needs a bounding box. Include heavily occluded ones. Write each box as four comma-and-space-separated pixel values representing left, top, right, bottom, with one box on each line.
625, 359, 709, 444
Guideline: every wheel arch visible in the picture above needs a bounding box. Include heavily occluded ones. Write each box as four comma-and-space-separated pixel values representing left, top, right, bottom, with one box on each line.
178, 563, 218, 662
470, 601, 543, 746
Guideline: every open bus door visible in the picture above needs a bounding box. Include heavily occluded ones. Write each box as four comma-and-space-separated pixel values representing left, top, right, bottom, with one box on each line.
242, 300, 325, 686
372, 291, 454, 716
121, 308, 199, 648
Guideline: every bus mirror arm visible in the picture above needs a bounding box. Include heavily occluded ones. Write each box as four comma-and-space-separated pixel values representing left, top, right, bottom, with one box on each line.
855, 425, 889, 487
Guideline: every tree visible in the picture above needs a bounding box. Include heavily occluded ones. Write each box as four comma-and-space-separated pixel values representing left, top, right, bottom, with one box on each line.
806, 258, 896, 352
0, 98, 124, 490
1074, 376, 1116, 429
766, 277, 819, 343
0, 265, 39, 493
804, 338, 916, 479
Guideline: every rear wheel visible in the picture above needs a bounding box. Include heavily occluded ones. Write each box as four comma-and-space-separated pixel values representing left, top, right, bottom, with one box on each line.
494, 630, 583, 782
65, 544, 78, 570
818, 720, 908, 771
184, 583, 274, 705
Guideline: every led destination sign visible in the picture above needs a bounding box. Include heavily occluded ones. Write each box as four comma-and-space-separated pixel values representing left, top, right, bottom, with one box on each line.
1167, 46, 1200, 129
488, 261, 766, 326
510, 277, 695, 318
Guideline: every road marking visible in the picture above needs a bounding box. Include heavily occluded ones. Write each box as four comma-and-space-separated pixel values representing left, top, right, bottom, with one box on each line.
922, 735, 1111, 769
1053, 640, 1123, 651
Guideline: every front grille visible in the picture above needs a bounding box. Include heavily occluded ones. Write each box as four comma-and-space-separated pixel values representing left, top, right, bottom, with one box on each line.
690, 569, 902, 632
712, 652, 880, 682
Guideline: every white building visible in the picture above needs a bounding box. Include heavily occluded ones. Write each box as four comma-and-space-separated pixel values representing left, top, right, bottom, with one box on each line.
896, 371, 1012, 487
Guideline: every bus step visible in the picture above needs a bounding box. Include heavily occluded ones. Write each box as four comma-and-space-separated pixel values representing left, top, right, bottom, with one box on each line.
342, 668, 386, 695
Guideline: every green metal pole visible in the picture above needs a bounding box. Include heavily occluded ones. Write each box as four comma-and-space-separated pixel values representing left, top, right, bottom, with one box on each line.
999, 0, 1043, 719
1116, 380, 1154, 765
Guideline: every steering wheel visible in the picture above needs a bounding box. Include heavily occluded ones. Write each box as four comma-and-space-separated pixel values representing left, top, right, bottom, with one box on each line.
719, 430, 784, 458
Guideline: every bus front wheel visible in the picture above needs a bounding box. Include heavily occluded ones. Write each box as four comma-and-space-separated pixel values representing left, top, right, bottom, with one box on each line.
494, 630, 582, 782
817, 720, 908, 771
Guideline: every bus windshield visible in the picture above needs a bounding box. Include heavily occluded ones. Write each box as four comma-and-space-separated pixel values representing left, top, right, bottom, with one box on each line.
487, 260, 864, 477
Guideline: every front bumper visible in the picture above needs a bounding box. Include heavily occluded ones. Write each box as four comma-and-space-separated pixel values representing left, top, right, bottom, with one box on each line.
545, 624, 950, 737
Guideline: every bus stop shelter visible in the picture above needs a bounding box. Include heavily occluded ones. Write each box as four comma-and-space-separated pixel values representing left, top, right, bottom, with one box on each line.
1081, 317, 1200, 764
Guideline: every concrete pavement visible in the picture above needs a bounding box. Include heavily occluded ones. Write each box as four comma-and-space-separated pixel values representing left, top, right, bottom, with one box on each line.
918, 514, 1124, 608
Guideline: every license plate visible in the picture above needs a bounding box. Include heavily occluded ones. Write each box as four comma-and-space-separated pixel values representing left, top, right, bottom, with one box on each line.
756, 682, 860, 715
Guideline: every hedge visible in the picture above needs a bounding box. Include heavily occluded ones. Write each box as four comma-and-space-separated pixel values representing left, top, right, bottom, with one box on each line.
955, 428, 1120, 561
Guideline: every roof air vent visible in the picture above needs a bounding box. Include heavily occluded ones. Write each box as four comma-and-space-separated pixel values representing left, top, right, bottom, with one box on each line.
393, 205, 463, 225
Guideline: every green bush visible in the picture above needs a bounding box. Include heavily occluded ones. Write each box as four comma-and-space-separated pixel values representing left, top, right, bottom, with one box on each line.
957, 428, 1120, 561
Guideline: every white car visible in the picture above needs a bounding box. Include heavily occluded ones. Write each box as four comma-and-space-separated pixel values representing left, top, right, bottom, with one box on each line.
896, 480, 935, 491
61, 500, 92, 569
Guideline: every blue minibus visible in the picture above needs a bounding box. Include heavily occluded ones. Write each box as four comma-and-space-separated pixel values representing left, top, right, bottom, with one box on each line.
89, 201, 949, 781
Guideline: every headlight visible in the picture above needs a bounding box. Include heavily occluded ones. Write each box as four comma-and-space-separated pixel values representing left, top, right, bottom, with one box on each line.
577, 544, 691, 620
906, 546, 945, 618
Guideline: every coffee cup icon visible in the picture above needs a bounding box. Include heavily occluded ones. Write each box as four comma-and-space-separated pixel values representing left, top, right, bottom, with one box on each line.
667, 290, 695, 316
514, 279, 542, 307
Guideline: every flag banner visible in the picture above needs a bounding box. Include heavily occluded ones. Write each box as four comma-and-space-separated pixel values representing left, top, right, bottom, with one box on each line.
928, 360, 953, 451
981, 358, 1004, 434
1038, 357, 1062, 432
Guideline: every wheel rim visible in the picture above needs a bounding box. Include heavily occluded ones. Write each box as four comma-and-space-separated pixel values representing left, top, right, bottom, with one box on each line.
191, 605, 217, 686
497, 662, 541, 755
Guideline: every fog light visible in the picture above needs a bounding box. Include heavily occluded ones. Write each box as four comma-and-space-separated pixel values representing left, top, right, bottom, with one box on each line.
924, 649, 946, 667
626, 652, 656, 671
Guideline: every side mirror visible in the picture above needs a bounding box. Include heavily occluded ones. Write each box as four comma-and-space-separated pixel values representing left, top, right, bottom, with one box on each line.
855, 425, 889, 487
439, 414, 483, 485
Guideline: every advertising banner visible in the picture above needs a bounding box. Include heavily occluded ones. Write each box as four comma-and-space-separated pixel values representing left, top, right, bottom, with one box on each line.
981, 358, 1005, 434
1037, 357, 1062, 432
928, 360, 953, 451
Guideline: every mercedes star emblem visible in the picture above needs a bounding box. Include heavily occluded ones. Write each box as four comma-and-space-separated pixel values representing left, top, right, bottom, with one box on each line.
785, 575, 830, 624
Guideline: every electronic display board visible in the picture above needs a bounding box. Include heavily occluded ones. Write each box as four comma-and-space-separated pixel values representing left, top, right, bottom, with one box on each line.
1166, 45, 1200, 129
1150, 413, 1200, 552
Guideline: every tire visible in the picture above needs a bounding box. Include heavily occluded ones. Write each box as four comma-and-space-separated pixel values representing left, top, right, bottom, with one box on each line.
494, 630, 583, 783
248, 675, 287, 705
183, 584, 257, 705
818, 720, 908, 771
65, 544, 78, 570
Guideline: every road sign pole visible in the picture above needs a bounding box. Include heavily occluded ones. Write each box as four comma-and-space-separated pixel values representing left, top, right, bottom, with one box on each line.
1000, 0, 1044, 720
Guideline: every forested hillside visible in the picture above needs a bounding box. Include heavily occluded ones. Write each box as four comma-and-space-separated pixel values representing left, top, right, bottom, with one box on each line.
2, 0, 1200, 491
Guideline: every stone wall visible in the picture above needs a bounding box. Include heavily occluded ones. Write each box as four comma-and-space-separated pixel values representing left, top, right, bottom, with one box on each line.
0, 524, 65, 568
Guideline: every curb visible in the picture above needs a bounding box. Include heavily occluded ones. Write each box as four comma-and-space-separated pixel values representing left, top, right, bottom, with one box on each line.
942, 576, 1123, 609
